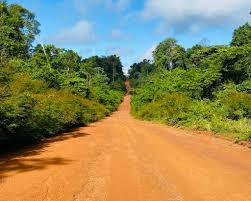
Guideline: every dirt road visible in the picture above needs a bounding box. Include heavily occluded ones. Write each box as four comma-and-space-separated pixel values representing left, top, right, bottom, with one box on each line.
1, 96, 251, 201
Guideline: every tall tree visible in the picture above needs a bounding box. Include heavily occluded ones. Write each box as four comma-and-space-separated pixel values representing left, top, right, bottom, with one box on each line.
57, 50, 81, 74
128, 59, 154, 79
0, 2, 40, 62
231, 23, 251, 46
153, 38, 185, 70
82, 55, 125, 84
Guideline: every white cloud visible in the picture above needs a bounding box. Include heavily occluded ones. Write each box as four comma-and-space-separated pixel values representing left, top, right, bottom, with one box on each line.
73, 0, 130, 12
155, 23, 169, 35
189, 24, 200, 34
142, 0, 251, 32
52, 20, 96, 45
106, 0, 130, 11
111, 29, 126, 40
139, 45, 157, 61
105, 46, 134, 57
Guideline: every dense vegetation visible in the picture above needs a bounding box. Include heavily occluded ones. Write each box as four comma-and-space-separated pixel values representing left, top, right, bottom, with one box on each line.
130, 23, 251, 141
0, 2, 125, 144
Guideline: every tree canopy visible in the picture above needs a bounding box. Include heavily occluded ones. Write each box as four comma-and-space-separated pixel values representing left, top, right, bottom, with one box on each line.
231, 23, 251, 46
129, 23, 251, 141
0, 1, 125, 145
0, 1, 40, 62
153, 38, 185, 70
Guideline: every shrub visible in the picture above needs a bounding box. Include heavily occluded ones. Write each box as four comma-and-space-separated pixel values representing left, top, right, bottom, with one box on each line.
215, 84, 251, 120
0, 73, 110, 143
133, 92, 191, 125
131, 85, 251, 141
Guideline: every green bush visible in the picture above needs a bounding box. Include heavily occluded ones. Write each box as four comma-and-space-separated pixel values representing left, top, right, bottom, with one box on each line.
90, 86, 124, 112
131, 71, 251, 141
132, 92, 251, 141
132, 92, 191, 125
216, 88, 251, 120
0, 73, 111, 142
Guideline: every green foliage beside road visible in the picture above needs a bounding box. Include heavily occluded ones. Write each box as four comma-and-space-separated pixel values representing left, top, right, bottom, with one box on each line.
0, 2, 125, 144
130, 24, 251, 141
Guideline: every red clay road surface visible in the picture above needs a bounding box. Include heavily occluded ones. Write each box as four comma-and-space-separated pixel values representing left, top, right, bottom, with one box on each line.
1, 96, 251, 201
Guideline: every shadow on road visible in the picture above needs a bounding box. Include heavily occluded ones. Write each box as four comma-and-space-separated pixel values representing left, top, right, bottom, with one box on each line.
0, 128, 90, 181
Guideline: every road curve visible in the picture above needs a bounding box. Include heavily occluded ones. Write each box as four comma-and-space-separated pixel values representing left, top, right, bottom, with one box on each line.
1, 96, 251, 201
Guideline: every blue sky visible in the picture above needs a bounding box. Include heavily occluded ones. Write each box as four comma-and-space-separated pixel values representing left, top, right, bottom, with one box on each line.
8, 0, 251, 72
